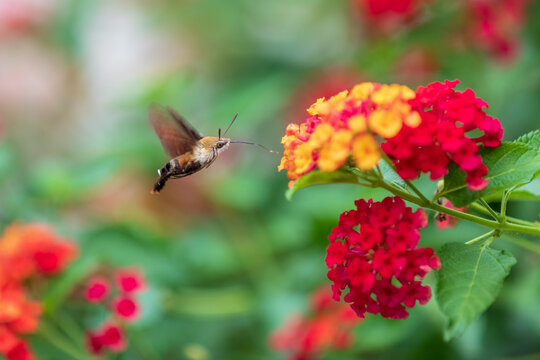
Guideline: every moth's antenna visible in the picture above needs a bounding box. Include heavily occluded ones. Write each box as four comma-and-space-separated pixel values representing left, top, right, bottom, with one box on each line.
223, 113, 238, 137
218, 128, 222, 139
230, 140, 282, 155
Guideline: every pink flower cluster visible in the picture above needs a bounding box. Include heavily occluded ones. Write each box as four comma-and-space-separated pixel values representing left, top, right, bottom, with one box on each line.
382, 80, 503, 191
326, 197, 440, 319
84, 268, 146, 356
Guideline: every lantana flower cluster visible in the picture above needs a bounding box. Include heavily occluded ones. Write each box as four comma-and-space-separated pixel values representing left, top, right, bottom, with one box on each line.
382, 79, 503, 190
278, 82, 421, 185
269, 287, 360, 360
326, 197, 440, 319
84, 268, 146, 356
0, 223, 77, 360
465, 0, 528, 60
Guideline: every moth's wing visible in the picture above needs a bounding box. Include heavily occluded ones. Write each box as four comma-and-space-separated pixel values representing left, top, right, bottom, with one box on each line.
148, 103, 202, 158
165, 106, 203, 141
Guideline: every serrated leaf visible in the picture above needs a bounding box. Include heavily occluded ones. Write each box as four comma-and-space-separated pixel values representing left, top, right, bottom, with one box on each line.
515, 129, 540, 150
286, 169, 362, 200
435, 243, 516, 340
439, 141, 540, 207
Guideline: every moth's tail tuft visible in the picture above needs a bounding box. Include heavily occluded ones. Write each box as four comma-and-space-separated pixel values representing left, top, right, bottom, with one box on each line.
151, 171, 169, 194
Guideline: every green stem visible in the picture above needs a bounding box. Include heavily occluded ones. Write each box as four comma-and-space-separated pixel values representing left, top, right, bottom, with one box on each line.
381, 153, 430, 204
465, 230, 496, 245
505, 235, 540, 256
507, 218, 540, 227
501, 189, 512, 219
376, 180, 540, 236
38, 320, 93, 360
469, 202, 539, 227
478, 199, 500, 221
53, 311, 86, 348
375, 165, 384, 178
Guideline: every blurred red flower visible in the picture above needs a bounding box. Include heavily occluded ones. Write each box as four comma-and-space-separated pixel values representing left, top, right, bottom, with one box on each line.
351, 0, 431, 33
0, 223, 77, 281
86, 322, 126, 355
115, 268, 146, 294
85, 277, 110, 303
0, 0, 58, 38
270, 287, 360, 360
4, 340, 34, 360
82, 266, 147, 355
465, 0, 529, 61
0, 222, 76, 360
112, 296, 139, 322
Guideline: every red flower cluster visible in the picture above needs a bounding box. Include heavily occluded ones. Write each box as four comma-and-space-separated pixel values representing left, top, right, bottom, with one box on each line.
0, 223, 77, 360
326, 197, 440, 319
466, 0, 528, 61
435, 199, 467, 229
352, 0, 431, 33
0, 223, 78, 281
382, 80, 503, 191
269, 287, 361, 360
0, 283, 41, 360
84, 268, 146, 355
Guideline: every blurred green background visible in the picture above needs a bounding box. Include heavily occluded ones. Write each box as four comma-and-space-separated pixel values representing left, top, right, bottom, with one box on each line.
1, 0, 539, 359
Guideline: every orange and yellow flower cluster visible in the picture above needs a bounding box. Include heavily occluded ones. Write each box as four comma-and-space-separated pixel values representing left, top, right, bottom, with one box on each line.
0, 224, 77, 360
278, 82, 421, 184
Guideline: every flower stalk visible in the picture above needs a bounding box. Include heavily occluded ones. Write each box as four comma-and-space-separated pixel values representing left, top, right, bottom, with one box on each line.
374, 177, 540, 236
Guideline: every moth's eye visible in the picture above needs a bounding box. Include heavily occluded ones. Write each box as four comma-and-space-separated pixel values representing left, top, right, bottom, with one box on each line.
217, 143, 224, 149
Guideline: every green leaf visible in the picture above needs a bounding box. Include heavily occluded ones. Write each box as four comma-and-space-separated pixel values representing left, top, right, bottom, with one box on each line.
285, 169, 363, 200
439, 140, 540, 207
515, 129, 540, 150
379, 160, 406, 188
482, 177, 540, 201
435, 242, 516, 340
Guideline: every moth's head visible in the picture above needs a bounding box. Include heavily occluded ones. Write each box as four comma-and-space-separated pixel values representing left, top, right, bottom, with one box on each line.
201, 137, 230, 154
215, 138, 230, 153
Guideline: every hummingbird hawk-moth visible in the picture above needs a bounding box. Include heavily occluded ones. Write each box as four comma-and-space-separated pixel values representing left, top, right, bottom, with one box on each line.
148, 103, 278, 193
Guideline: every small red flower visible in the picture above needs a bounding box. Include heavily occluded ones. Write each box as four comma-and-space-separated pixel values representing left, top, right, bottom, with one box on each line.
436, 200, 467, 229
85, 331, 104, 355
112, 296, 139, 322
326, 197, 440, 320
269, 287, 360, 360
85, 322, 126, 355
115, 268, 146, 294
100, 323, 126, 352
85, 277, 109, 303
